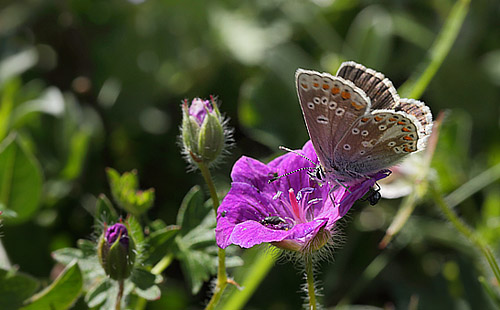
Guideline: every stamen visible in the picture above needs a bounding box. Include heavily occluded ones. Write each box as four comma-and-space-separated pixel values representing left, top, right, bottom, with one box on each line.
288, 188, 305, 222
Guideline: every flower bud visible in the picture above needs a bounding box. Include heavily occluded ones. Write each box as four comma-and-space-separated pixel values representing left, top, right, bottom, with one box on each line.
98, 223, 136, 280
180, 97, 231, 167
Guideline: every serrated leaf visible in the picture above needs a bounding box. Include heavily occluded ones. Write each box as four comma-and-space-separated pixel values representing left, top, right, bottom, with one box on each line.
0, 268, 39, 310
178, 248, 216, 294
176, 185, 210, 233
21, 261, 82, 310
144, 225, 180, 265
0, 133, 43, 224
106, 168, 155, 216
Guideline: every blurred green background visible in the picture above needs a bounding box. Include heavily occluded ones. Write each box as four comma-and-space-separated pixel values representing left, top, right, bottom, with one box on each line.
1, 0, 500, 309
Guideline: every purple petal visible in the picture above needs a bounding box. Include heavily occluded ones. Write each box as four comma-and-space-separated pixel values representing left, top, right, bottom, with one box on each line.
230, 156, 273, 192
216, 182, 279, 248
227, 218, 328, 249
188, 98, 212, 125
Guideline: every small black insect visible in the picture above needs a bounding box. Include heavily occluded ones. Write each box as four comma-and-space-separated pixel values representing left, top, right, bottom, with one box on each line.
260, 216, 286, 226
362, 184, 381, 206
221, 210, 227, 217
366, 189, 381, 206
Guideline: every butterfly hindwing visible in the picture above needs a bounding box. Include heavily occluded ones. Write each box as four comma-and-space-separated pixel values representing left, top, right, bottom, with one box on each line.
337, 61, 399, 110
333, 110, 428, 177
296, 69, 371, 169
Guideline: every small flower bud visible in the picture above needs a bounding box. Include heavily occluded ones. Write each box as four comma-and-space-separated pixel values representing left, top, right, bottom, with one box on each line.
180, 97, 232, 167
98, 223, 136, 280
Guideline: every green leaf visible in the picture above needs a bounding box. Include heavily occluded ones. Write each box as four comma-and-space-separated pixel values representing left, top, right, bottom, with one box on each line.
21, 261, 82, 310
52, 242, 103, 279
0, 268, 39, 310
0, 133, 43, 224
130, 268, 161, 300
177, 247, 216, 294
176, 185, 210, 233
94, 194, 118, 227
126, 215, 144, 248
84, 278, 112, 308
144, 225, 180, 265
106, 167, 155, 216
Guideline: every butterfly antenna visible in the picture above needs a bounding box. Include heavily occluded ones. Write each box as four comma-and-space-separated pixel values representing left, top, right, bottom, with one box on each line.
268, 166, 315, 183
279, 146, 317, 165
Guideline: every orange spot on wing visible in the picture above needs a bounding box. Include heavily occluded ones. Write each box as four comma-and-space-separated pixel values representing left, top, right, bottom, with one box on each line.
301, 83, 308, 89
404, 146, 413, 152
403, 136, 413, 141
388, 118, 397, 122
351, 101, 364, 110
397, 121, 405, 125
401, 127, 411, 132
332, 87, 340, 94
361, 117, 370, 122
313, 83, 319, 87
322, 84, 329, 90
341, 91, 351, 99
374, 116, 383, 122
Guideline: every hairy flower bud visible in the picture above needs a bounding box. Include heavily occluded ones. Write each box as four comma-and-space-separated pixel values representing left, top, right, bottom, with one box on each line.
180, 97, 232, 168
98, 223, 136, 280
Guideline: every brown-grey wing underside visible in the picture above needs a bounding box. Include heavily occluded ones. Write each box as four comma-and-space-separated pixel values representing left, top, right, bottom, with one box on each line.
296, 69, 371, 170
333, 110, 426, 178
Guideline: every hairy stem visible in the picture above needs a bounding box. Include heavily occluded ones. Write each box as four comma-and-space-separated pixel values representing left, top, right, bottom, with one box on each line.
199, 162, 228, 310
304, 256, 317, 310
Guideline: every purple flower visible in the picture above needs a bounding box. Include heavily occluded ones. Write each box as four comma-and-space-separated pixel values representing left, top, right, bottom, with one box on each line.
105, 223, 129, 248
215, 141, 389, 252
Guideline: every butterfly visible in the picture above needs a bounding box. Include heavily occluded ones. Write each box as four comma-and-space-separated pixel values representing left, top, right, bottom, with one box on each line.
296, 61, 433, 189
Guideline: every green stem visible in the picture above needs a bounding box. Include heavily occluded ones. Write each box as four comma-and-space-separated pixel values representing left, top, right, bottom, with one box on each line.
431, 185, 500, 284
198, 162, 228, 310
151, 253, 174, 275
116, 280, 124, 310
304, 256, 317, 310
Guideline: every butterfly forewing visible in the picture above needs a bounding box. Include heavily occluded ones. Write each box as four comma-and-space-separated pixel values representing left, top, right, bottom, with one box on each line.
333, 110, 424, 177
296, 69, 371, 169
337, 61, 399, 110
